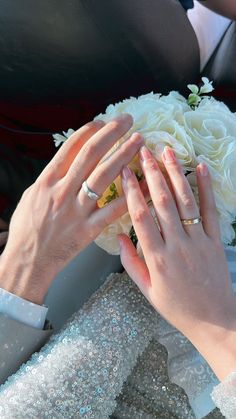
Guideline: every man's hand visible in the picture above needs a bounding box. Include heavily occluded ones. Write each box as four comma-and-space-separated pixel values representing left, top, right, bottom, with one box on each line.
0, 115, 143, 305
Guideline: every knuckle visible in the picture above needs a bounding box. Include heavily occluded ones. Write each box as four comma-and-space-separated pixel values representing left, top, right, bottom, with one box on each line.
181, 193, 196, 211
157, 192, 170, 209
155, 254, 167, 272
133, 207, 148, 224
82, 141, 96, 157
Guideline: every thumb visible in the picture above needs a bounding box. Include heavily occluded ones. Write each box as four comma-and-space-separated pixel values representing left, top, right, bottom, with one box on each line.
118, 233, 151, 298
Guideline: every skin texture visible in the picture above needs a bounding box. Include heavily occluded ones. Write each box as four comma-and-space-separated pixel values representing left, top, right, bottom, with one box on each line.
0, 114, 145, 305
199, 0, 236, 20
119, 145, 236, 381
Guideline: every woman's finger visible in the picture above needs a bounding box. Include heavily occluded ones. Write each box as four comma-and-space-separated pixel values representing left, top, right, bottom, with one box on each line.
118, 233, 151, 299
121, 165, 163, 261
139, 146, 185, 242
65, 114, 133, 191
196, 162, 221, 240
40, 120, 105, 181
78, 132, 143, 211
162, 146, 204, 237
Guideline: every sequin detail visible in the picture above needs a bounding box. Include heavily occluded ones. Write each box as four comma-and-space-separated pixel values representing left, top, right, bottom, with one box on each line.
0, 273, 159, 418
0, 267, 234, 418
211, 372, 236, 418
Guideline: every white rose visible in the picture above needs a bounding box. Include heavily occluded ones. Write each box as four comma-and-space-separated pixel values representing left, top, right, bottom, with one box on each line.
96, 92, 196, 169
184, 114, 236, 158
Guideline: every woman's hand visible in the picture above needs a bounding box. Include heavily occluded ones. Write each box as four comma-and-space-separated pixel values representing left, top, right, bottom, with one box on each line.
119, 145, 236, 381
0, 114, 144, 305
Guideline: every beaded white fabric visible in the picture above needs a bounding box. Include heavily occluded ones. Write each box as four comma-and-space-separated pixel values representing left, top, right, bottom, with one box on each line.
0, 273, 218, 418
0, 273, 160, 418
211, 372, 236, 419
0, 247, 235, 418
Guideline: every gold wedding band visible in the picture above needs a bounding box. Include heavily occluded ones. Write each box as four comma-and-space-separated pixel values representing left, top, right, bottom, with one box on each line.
82, 181, 101, 201
181, 216, 202, 225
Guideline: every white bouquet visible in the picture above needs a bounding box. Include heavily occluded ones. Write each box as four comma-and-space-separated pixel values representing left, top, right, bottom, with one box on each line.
53, 78, 236, 255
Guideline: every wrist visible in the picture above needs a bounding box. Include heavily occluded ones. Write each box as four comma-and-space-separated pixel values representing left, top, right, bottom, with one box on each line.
0, 248, 52, 305
189, 304, 236, 381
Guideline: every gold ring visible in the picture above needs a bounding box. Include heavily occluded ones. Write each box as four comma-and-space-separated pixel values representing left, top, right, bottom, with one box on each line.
181, 216, 202, 225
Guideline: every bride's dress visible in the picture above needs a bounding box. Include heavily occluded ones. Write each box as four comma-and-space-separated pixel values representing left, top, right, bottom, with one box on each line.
0, 247, 235, 418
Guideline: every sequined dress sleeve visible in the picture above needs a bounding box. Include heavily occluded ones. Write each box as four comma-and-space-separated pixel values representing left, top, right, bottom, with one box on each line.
211, 372, 236, 418
0, 272, 160, 418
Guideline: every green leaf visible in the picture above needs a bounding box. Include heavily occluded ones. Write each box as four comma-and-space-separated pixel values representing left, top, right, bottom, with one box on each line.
187, 93, 201, 107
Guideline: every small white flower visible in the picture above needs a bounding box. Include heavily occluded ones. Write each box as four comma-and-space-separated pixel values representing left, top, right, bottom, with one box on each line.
52, 128, 75, 147
199, 77, 214, 95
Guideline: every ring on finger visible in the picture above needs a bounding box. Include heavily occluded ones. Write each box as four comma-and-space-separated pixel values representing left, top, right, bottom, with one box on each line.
181, 216, 202, 226
82, 180, 101, 201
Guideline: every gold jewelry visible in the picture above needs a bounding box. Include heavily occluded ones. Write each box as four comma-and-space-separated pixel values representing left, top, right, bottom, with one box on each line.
82, 181, 101, 201
181, 216, 202, 225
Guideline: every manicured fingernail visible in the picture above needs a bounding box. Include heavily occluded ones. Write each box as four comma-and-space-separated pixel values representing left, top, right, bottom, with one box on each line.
163, 146, 176, 162
116, 113, 132, 122
139, 145, 152, 162
122, 166, 133, 180
198, 162, 208, 177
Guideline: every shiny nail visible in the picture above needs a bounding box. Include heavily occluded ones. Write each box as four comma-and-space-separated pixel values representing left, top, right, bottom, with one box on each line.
122, 166, 133, 180
198, 163, 208, 177
139, 146, 152, 162
163, 146, 176, 162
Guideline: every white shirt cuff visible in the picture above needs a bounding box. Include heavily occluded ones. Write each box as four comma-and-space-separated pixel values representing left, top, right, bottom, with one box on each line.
0, 287, 48, 329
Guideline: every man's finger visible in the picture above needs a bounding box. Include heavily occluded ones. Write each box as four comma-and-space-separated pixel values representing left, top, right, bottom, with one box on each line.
65, 114, 133, 191
40, 120, 105, 181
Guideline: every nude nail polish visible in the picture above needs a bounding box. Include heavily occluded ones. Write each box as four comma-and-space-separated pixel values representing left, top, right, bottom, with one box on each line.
198, 162, 208, 177
139, 146, 152, 162
163, 146, 176, 162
